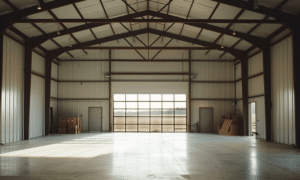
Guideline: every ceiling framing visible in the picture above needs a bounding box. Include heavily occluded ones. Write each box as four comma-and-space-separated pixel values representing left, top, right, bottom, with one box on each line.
0, 0, 297, 61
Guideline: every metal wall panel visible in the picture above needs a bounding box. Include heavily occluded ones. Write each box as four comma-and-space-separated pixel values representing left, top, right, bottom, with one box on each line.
1, 35, 24, 144
30, 75, 45, 139
191, 83, 235, 99
236, 81, 242, 99
51, 63, 58, 79
248, 52, 263, 76
32, 52, 45, 76
57, 101, 109, 132
271, 35, 295, 145
191, 61, 234, 81
111, 82, 189, 94
59, 61, 109, 81
248, 76, 265, 97
51, 80, 57, 98
112, 61, 189, 73
191, 100, 235, 132
58, 82, 109, 99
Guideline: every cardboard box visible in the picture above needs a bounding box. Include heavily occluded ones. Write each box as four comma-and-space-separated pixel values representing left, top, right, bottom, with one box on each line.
59, 128, 67, 134
68, 125, 78, 134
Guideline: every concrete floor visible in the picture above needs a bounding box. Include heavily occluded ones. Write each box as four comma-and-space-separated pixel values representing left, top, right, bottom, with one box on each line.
0, 133, 300, 180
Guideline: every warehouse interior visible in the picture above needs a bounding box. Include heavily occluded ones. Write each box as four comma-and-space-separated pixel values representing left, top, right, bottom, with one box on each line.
0, 0, 300, 179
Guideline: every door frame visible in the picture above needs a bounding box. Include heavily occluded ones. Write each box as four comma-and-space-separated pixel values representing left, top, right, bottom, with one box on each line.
88, 107, 103, 132
249, 101, 257, 136
199, 107, 214, 133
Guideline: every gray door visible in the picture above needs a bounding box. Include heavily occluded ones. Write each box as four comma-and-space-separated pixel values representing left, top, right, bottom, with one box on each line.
88, 107, 102, 132
199, 108, 214, 133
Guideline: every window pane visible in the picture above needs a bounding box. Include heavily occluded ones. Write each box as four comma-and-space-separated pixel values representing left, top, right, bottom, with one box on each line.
126, 125, 137, 132
151, 102, 161, 108
126, 117, 137, 124
151, 125, 161, 132
138, 125, 149, 132
126, 109, 137, 116
163, 94, 173, 101
139, 109, 149, 116
126, 94, 137, 101
175, 94, 186, 101
163, 109, 174, 116
163, 125, 174, 132
151, 109, 161, 116
114, 94, 125, 101
114, 109, 125, 116
175, 102, 186, 109
151, 94, 161, 101
151, 117, 161, 124
139, 102, 149, 108
114, 125, 125, 132
175, 117, 186, 124
163, 102, 173, 108
138, 94, 149, 101
163, 117, 174, 124
139, 117, 150, 124
114, 102, 125, 108
175, 109, 186, 116
175, 125, 186, 132
114, 117, 125, 125
126, 102, 137, 109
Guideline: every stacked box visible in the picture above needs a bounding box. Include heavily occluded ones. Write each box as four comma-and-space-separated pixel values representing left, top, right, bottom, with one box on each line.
216, 124, 221, 134
68, 124, 78, 134
67, 117, 82, 134
58, 118, 68, 134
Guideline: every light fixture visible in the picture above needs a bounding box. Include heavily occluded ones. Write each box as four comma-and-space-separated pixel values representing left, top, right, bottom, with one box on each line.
37, 2, 42, 10
69, 35, 72, 47
221, 36, 224, 49
232, 24, 236, 36
57, 24, 60, 35
104, 75, 111, 78
190, 75, 196, 78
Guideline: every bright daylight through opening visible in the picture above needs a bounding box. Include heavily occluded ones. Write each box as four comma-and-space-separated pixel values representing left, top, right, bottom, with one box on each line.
113, 94, 187, 132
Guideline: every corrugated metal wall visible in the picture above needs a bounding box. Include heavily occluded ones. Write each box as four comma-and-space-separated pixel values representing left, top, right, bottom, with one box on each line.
191, 60, 235, 132
271, 35, 295, 145
29, 52, 45, 138
58, 61, 109, 132
1, 35, 24, 144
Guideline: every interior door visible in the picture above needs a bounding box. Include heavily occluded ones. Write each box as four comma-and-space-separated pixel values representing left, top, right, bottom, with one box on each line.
199, 108, 214, 133
88, 107, 102, 132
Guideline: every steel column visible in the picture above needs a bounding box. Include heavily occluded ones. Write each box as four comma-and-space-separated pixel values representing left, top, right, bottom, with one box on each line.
0, 33, 3, 142
189, 50, 192, 133
109, 49, 112, 132
241, 57, 249, 136
24, 45, 33, 140
263, 45, 272, 141
293, 28, 300, 148
44, 56, 52, 136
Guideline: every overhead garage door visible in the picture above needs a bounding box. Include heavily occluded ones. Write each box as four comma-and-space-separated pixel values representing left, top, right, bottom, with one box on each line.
114, 94, 186, 132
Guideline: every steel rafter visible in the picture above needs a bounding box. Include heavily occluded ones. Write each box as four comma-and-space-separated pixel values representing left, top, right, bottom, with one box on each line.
47, 28, 245, 61
205, 9, 246, 55
177, 0, 194, 42
8, 19, 279, 24
99, 0, 119, 44
219, 0, 290, 58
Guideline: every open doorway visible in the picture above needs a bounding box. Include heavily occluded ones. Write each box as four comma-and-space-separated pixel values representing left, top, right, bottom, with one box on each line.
249, 102, 257, 136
